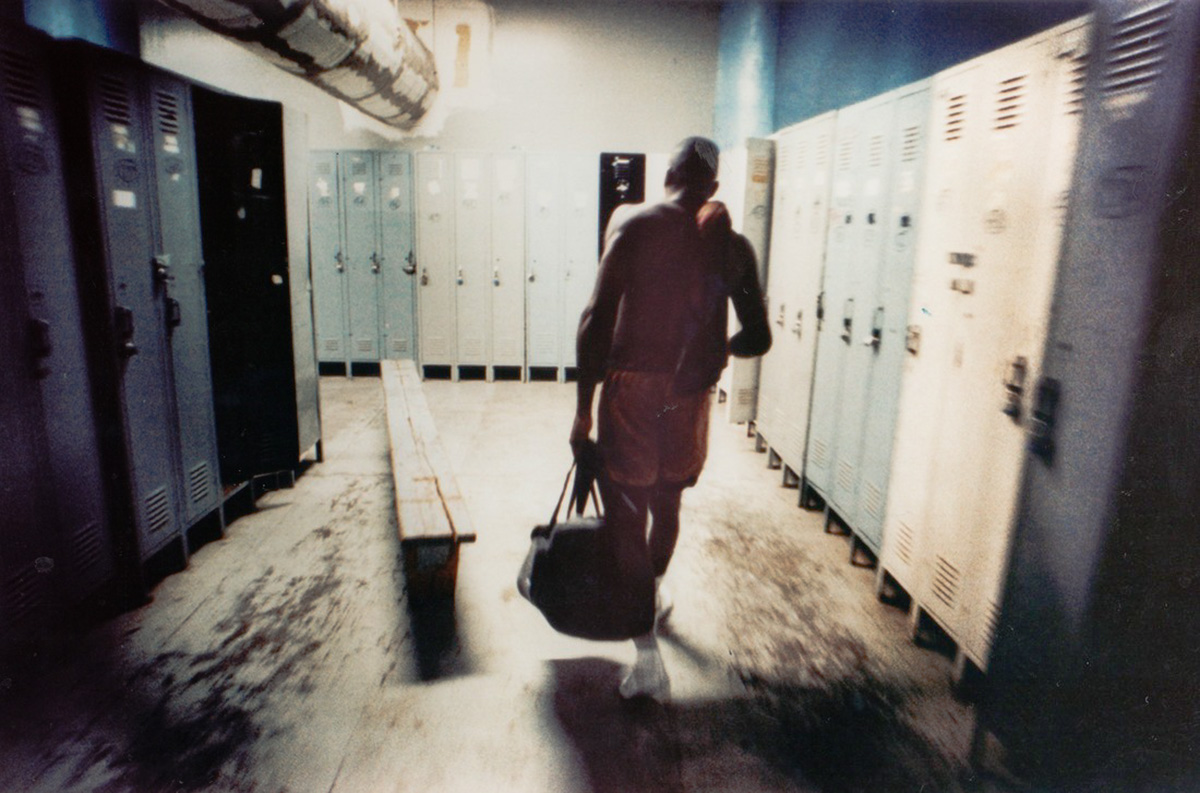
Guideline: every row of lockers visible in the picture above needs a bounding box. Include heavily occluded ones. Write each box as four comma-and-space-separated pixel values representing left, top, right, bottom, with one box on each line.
0, 24, 320, 638
751, 0, 1200, 777
308, 149, 676, 379
755, 16, 1089, 675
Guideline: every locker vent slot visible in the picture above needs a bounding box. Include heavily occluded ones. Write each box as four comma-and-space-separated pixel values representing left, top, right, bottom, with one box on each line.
1103, 0, 1173, 98
155, 91, 180, 135
835, 460, 855, 493
1066, 51, 1089, 114
387, 161, 404, 176
994, 75, 1028, 130
811, 437, 830, 469
792, 140, 806, 171
390, 338, 409, 354
814, 134, 830, 167
258, 429, 288, 465
837, 136, 854, 172
145, 487, 172, 534
3, 563, 47, 628
315, 161, 333, 176
323, 338, 341, 352
351, 158, 368, 176
356, 339, 375, 353
944, 95, 967, 141
932, 556, 961, 610
901, 127, 921, 162
863, 481, 883, 519
98, 74, 133, 126
983, 599, 1001, 652
0, 48, 39, 107
71, 521, 105, 581
189, 462, 212, 505
896, 521, 914, 565
868, 135, 884, 168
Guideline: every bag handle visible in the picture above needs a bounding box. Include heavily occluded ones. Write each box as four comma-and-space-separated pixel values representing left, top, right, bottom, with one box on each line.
547, 460, 603, 529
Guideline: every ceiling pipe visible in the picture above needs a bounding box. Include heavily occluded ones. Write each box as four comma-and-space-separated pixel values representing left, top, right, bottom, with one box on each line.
156, 0, 438, 129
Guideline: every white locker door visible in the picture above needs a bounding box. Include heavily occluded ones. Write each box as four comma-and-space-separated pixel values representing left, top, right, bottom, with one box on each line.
491, 152, 526, 371
831, 94, 898, 524
779, 114, 837, 475
525, 153, 563, 371
717, 139, 774, 423
342, 151, 380, 362
416, 152, 456, 369
561, 152, 600, 372
958, 20, 1090, 669
757, 127, 805, 449
807, 104, 867, 497
881, 64, 982, 596
454, 153, 491, 370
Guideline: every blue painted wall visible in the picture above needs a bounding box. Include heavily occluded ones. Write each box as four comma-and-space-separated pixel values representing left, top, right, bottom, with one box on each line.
713, 2, 779, 152
23, 0, 139, 55
715, 1, 1089, 140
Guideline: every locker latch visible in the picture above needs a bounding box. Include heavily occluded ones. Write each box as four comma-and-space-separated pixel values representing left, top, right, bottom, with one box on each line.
792, 310, 803, 338
1028, 377, 1061, 465
456, 267, 464, 286
905, 325, 921, 355
775, 302, 786, 328
865, 306, 884, 349
166, 298, 182, 330
840, 298, 855, 344
951, 278, 975, 295
29, 318, 52, 378
114, 306, 138, 358
816, 292, 825, 330
949, 252, 976, 267
152, 255, 172, 286
1002, 356, 1028, 421
421, 267, 430, 286
335, 251, 345, 273
403, 251, 417, 275
493, 268, 501, 286
371, 253, 381, 274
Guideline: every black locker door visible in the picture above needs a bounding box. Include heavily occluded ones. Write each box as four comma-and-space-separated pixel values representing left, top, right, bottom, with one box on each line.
52, 41, 186, 565
0, 27, 116, 604
193, 87, 301, 483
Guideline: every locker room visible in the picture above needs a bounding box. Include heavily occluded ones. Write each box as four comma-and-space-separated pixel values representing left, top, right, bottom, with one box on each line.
1, 1, 1197, 791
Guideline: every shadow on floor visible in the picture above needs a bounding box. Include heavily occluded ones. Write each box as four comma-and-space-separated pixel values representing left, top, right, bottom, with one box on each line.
404, 591, 474, 682
546, 656, 980, 793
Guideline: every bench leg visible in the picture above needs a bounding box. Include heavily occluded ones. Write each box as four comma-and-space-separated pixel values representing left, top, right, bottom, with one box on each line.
403, 540, 460, 602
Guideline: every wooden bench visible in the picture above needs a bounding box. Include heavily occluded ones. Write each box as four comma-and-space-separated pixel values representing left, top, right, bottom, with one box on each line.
381, 359, 476, 599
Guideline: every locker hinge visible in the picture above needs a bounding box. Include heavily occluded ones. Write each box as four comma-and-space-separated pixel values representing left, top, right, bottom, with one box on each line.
152, 255, 173, 287
1002, 356, 1028, 421
1028, 377, 1060, 465
335, 251, 345, 272
840, 298, 855, 344
371, 253, 381, 274
865, 306, 884, 349
166, 298, 182, 330
114, 306, 138, 358
29, 318, 52, 378
403, 251, 417, 275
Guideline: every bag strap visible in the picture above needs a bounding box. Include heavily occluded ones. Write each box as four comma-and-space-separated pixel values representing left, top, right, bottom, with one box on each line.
547, 460, 603, 529
547, 462, 576, 529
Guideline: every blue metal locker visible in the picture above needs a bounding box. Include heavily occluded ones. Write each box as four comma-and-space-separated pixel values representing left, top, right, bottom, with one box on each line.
377, 151, 417, 360
143, 70, 221, 529
309, 151, 348, 364
853, 83, 932, 555
981, 0, 1200, 782
341, 150, 381, 362
0, 26, 116, 604
54, 41, 185, 565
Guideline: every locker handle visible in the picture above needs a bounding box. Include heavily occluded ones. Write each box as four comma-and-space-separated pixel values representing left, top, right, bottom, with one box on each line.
864, 306, 884, 349
774, 302, 786, 328
1003, 356, 1029, 421
371, 253, 381, 274
420, 267, 429, 286
114, 306, 138, 358
166, 298, 182, 330
335, 251, 345, 273
528, 271, 536, 283
493, 267, 500, 286
840, 298, 855, 344
905, 325, 921, 355
29, 318, 52, 379
816, 292, 825, 330
791, 310, 803, 338
403, 251, 417, 275
1028, 377, 1060, 465
152, 255, 173, 286
456, 267, 464, 286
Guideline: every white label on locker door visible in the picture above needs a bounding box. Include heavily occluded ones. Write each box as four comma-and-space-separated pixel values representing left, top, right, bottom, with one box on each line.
390, 186, 402, 199
316, 177, 330, 197
428, 180, 442, 195
250, 168, 263, 190
17, 106, 43, 134
113, 189, 137, 208
112, 124, 136, 153
163, 134, 180, 154
354, 181, 367, 195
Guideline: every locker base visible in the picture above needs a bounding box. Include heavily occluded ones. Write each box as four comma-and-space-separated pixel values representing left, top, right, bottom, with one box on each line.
951, 648, 986, 702
220, 480, 257, 527
457, 365, 488, 381
717, 387, 728, 404
766, 447, 782, 470
527, 366, 560, 382
422, 365, 454, 380
141, 536, 189, 592
874, 569, 911, 610
823, 505, 851, 537
800, 479, 826, 511
185, 505, 225, 557
350, 361, 382, 378
746, 419, 756, 439
492, 366, 523, 382
781, 465, 801, 488
848, 534, 877, 569
753, 432, 768, 453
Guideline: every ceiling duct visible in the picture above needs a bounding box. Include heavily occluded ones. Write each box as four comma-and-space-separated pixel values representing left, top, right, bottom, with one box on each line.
157, 0, 438, 129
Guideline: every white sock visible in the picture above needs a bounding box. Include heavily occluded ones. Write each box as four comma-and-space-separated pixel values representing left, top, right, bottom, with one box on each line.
620, 632, 670, 702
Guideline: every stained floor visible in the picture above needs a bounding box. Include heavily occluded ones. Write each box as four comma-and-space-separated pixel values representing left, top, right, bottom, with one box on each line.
0, 375, 1005, 792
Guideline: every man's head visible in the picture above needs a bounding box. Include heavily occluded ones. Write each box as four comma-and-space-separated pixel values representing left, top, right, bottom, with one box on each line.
665, 136, 719, 205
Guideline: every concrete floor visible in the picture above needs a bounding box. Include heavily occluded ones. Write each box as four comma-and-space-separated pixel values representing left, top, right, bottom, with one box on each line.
0, 375, 1008, 792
